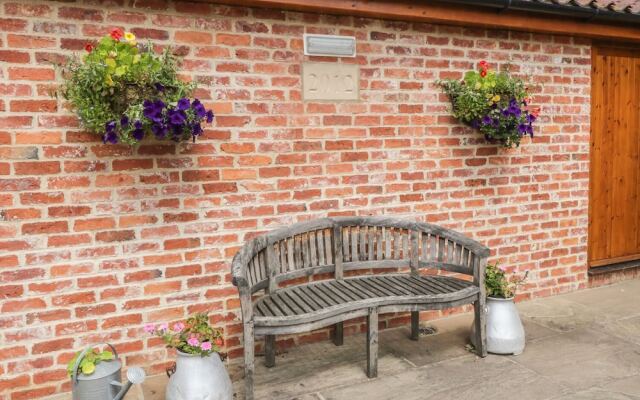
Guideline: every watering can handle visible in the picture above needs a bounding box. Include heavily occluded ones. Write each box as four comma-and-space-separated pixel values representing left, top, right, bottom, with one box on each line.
72, 342, 119, 383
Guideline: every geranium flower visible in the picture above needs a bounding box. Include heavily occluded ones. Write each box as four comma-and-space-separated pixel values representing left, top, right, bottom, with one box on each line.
110, 28, 123, 41
480, 70, 487, 78
187, 337, 199, 347
172, 322, 185, 332
85, 43, 94, 53
143, 323, 156, 334
200, 342, 212, 351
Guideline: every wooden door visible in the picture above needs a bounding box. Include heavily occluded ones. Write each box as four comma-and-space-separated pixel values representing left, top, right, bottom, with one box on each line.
589, 46, 640, 268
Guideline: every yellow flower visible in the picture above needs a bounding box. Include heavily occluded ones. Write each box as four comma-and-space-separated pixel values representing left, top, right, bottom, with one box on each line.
491, 95, 501, 103
124, 32, 136, 42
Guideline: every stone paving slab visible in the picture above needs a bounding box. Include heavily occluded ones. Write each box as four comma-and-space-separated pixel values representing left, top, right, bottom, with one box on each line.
119, 279, 640, 400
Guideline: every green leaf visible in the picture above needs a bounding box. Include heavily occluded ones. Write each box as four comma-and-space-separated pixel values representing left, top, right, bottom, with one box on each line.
98, 350, 114, 361
104, 58, 116, 68
80, 359, 96, 375
114, 66, 127, 76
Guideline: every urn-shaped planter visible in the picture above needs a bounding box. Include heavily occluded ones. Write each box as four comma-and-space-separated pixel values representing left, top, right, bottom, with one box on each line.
166, 351, 232, 400
471, 296, 525, 355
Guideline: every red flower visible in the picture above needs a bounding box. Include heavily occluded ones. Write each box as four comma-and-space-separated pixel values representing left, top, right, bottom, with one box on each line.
480, 70, 487, 78
478, 60, 488, 69
110, 28, 123, 41
84, 43, 94, 53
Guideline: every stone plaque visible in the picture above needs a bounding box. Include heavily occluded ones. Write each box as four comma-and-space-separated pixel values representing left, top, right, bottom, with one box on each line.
302, 62, 359, 101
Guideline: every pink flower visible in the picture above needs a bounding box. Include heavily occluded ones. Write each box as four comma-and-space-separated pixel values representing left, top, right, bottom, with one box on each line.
143, 324, 156, 334
173, 322, 185, 332
158, 323, 168, 332
187, 336, 199, 347
200, 342, 212, 351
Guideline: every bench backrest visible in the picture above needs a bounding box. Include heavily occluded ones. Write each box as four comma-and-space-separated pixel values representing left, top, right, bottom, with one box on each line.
232, 217, 490, 295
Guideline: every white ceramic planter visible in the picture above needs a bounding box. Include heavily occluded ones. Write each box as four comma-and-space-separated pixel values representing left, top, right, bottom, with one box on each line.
166, 351, 232, 400
470, 296, 525, 355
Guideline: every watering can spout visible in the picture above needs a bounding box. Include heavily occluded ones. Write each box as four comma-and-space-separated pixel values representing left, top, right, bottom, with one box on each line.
112, 367, 146, 400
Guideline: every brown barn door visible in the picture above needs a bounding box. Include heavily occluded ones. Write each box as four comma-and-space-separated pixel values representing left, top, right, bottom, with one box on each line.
589, 46, 640, 268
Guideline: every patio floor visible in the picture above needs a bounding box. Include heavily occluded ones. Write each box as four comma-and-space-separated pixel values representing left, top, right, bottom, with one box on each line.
137, 278, 640, 400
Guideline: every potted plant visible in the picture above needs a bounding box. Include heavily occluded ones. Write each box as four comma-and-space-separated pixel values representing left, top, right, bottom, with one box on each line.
437, 61, 540, 148
57, 28, 214, 145
471, 263, 529, 355
146, 313, 232, 400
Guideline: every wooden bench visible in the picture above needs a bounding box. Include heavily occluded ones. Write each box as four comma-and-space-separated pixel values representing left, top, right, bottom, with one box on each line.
231, 217, 489, 399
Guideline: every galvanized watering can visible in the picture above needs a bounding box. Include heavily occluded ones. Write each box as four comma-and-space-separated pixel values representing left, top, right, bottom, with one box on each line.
71, 343, 146, 400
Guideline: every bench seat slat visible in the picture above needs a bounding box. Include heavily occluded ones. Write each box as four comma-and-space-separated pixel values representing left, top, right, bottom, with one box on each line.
253, 275, 477, 325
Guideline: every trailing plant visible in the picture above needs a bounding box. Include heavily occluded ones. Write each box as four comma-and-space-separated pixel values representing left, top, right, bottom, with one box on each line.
146, 313, 223, 357
485, 262, 528, 299
58, 28, 214, 145
437, 61, 539, 148
66, 348, 115, 377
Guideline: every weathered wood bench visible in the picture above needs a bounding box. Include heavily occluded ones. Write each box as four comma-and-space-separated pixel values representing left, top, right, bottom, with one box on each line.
232, 217, 489, 399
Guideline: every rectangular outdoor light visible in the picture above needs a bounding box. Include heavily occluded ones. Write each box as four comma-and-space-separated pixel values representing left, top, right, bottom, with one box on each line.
303, 34, 356, 57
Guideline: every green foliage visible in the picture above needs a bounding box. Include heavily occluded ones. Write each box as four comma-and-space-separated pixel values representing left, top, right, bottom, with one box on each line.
147, 313, 223, 357
57, 32, 196, 145
437, 62, 538, 148
485, 263, 528, 299
67, 348, 115, 377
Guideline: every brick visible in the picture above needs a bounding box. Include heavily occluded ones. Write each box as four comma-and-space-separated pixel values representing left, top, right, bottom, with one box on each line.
32, 338, 74, 354
57, 6, 103, 21
22, 221, 67, 235
8, 67, 55, 81
0, 50, 29, 63
7, 34, 56, 48
175, 30, 212, 44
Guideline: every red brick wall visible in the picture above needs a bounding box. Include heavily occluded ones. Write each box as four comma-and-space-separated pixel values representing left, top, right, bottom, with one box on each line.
0, 0, 592, 398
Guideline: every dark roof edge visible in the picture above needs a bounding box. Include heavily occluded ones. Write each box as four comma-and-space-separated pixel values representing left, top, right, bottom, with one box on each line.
439, 0, 640, 24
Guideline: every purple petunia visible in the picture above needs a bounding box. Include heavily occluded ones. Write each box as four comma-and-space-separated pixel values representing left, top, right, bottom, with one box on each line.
191, 99, 206, 119
206, 110, 214, 123
154, 82, 165, 92
120, 115, 129, 128
143, 100, 166, 123
103, 132, 118, 144
481, 115, 492, 125
168, 109, 186, 126
132, 120, 144, 141
151, 123, 168, 139
517, 123, 528, 134
177, 98, 190, 111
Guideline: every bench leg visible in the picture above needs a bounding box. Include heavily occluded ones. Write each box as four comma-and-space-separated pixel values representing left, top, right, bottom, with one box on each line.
244, 322, 255, 400
410, 311, 420, 341
366, 308, 378, 378
474, 296, 487, 357
333, 322, 344, 346
265, 334, 275, 368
